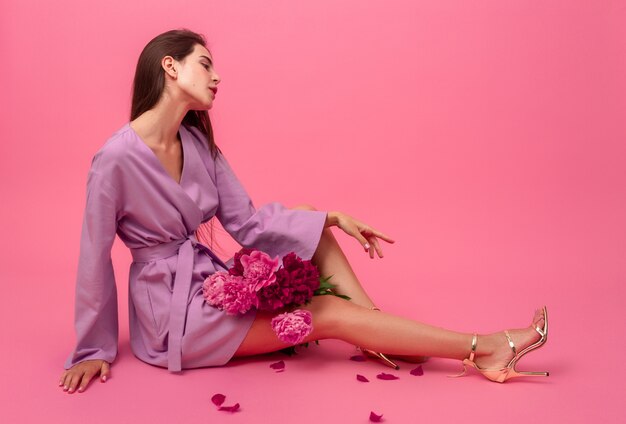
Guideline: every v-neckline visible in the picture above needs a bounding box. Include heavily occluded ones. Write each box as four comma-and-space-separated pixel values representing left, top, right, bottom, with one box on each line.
128, 122, 187, 186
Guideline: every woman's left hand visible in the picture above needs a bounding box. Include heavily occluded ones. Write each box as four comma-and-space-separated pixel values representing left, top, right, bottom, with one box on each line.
332, 212, 395, 258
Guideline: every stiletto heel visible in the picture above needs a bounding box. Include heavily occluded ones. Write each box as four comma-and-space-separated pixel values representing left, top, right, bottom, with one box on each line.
357, 306, 400, 370
449, 306, 549, 383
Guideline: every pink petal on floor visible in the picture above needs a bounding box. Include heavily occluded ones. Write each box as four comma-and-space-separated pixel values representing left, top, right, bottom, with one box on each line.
350, 354, 367, 362
218, 403, 240, 413
356, 374, 369, 382
369, 411, 384, 422
211, 393, 225, 407
410, 365, 424, 376
270, 360, 285, 370
376, 372, 399, 380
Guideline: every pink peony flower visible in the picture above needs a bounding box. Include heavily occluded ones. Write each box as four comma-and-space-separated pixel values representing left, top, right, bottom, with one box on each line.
202, 271, 230, 308
270, 309, 313, 344
240, 250, 280, 291
221, 275, 257, 314
203, 272, 257, 315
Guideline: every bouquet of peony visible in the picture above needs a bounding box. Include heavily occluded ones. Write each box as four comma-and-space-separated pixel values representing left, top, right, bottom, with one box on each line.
202, 247, 349, 346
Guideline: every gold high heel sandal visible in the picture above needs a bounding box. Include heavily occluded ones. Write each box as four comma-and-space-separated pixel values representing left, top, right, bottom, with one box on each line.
449, 306, 549, 383
357, 306, 400, 370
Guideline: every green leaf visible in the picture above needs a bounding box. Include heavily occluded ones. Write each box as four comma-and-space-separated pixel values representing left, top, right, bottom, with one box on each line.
319, 274, 335, 284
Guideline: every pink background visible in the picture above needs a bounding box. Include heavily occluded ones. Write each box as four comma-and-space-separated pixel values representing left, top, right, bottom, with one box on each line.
2, 0, 625, 422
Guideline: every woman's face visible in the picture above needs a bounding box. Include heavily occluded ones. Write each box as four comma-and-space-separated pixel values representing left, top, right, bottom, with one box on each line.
170, 43, 221, 110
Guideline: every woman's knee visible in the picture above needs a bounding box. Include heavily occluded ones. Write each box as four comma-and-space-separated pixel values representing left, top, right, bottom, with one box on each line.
303, 295, 358, 339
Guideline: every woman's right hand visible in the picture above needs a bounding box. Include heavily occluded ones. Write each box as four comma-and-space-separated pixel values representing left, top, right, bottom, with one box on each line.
59, 359, 110, 394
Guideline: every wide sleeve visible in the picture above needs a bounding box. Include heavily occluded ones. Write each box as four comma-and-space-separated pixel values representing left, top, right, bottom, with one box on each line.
213, 152, 328, 262
64, 168, 120, 369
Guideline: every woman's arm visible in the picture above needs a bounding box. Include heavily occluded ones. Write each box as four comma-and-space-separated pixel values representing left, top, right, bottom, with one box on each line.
324, 211, 340, 228
212, 152, 328, 261
60, 162, 120, 393
323, 210, 396, 259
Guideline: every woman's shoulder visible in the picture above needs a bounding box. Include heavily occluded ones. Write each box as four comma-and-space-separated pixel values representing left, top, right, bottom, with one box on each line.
96, 122, 134, 158
89, 122, 135, 179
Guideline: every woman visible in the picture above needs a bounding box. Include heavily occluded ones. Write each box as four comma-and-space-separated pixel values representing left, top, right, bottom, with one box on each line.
59, 29, 549, 394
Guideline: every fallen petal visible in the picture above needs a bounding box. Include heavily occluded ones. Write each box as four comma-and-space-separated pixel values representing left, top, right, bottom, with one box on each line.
356, 374, 369, 382
350, 355, 367, 362
270, 360, 285, 370
218, 403, 240, 413
370, 411, 384, 422
410, 365, 424, 376
211, 393, 225, 407
376, 372, 399, 380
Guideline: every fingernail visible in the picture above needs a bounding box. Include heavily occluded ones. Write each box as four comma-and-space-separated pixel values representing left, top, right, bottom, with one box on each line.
102, 376, 107, 382
364, 243, 370, 250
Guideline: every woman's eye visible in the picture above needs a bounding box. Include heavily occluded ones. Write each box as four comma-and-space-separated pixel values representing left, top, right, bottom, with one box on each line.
202, 64, 210, 70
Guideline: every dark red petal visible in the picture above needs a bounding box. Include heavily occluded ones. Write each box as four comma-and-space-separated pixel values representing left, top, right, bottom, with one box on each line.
218, 403, 240, 413
211, 393, 225, 407
410, 365, 424, 376
376, 372, 399, 380
350, 354, 367, 362
369, 411, 384, 422
356, 374, 369, 382
270, 360, 285, 370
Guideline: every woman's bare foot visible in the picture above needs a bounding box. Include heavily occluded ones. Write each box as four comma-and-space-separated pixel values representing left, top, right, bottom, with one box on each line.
473, 307, 546, 370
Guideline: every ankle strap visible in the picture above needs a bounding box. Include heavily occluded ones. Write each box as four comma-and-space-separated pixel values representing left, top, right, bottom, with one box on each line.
468, 334, 477, 361
534, 324, 545, 337
504, 330, 517, 355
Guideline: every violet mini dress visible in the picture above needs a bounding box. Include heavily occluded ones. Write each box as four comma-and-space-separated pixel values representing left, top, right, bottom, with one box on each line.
64, 122, 327, 372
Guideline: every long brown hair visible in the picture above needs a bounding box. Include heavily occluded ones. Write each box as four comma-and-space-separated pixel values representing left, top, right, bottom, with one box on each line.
129, 28, 224, 255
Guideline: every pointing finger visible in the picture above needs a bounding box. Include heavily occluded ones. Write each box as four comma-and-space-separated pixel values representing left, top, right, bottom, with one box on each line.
372, 229, 395, 243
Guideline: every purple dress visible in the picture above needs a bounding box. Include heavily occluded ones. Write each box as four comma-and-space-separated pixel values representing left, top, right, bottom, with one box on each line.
64, 122, 327, 372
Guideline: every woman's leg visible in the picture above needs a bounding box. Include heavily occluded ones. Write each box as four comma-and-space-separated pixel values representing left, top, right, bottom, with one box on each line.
233, 295, 546, 371
290, 204, 427, 362
291, 204, 376, 307
233, 295, 469, 359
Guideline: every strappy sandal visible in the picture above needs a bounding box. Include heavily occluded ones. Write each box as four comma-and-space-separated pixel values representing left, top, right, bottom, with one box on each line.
449, 306, 549, 383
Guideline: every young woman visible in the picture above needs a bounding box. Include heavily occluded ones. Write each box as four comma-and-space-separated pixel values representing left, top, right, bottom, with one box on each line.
59, 29, 549, 394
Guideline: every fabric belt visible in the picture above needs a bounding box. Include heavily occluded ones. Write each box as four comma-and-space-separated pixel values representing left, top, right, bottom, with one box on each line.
129, 233, 229, 372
